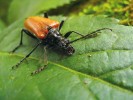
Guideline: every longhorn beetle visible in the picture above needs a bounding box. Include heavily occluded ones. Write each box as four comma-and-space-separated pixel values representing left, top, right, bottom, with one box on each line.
11, 13, 112, 75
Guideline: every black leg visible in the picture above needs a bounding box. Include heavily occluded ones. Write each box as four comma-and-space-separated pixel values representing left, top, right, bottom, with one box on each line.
12, 42, 41, 69
69, 28, 112, 44
44, 12, 48, 18
11, 29, 23, 53
64, 31, 84, 38
59, 20, 64, 31
31, 46, 48, 75
22, 29, 37, 39
11, 29, 37, 53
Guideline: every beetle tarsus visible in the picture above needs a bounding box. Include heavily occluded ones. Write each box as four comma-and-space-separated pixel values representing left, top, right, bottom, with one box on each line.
12, 65, 18, 69
11, 42, 41, 71
31, 65, 47, 75
12, 61, 21, 69
11, 44, 22, 53
12, 66, 15, 69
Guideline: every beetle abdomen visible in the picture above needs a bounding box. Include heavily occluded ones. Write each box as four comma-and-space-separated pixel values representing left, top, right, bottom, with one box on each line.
24, 16, 60, 39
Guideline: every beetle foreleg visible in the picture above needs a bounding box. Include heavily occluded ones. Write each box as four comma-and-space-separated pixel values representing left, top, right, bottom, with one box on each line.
12, 42, 41, 69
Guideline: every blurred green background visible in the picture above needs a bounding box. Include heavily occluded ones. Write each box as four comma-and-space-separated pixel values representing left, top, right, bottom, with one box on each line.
0, 0, 132, 27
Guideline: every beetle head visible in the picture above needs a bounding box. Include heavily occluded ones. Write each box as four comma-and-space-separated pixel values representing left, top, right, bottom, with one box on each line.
58, 39, 75, 55
65, 45, 75, 55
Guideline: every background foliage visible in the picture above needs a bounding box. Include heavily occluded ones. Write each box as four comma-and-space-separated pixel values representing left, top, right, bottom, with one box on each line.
0, 0, 133, 100
0, 0, 132, 26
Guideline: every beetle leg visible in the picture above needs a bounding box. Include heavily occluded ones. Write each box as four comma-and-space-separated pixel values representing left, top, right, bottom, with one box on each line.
44, 12, 48, 18
22, 29, 37, 39
64, 31, 84, 38
69, 28, 112, 44
31, 46, 48, 75
43, 46, 48, 65
11, 29, 38, 53
12, 42, 41, 69
59, 20, 64, 31
31, 65, 47, 75
11, 29, 24, 53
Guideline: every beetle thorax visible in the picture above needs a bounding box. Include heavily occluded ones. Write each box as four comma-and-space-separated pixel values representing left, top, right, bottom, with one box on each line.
46, 28, 75, 55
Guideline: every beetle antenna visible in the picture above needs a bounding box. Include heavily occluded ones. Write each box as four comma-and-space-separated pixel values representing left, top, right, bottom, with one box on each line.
69, 28, 112, 44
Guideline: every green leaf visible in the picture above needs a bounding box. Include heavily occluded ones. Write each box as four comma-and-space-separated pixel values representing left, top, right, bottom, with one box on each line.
0, 15, 133, 99
8, 0, 73, 23
0, 52, 133, 100
0, 20, 5, 32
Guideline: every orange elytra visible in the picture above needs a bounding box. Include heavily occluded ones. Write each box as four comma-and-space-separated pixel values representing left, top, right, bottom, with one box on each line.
24, 16, 60, 39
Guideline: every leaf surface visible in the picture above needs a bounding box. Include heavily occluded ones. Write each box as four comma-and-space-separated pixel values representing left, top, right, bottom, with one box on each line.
0, 53, 133, 100
0, 20, 5, 32
8, 0, 73, 23
0, 15, 133, 99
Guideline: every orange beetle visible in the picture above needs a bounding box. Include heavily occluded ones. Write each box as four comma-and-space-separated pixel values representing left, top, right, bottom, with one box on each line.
11, 13, 112, 75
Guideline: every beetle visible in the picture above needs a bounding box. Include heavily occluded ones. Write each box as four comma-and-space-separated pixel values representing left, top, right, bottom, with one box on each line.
11, 13, 112, 75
